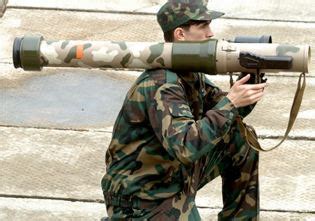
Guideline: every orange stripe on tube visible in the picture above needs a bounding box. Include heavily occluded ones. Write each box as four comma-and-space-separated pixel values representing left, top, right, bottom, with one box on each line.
76, 45, 84, 59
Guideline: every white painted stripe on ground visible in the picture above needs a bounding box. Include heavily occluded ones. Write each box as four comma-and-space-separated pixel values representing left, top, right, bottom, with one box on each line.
0, 197, 106, 218
7, 0, 315, 22
283, 109, 315, 120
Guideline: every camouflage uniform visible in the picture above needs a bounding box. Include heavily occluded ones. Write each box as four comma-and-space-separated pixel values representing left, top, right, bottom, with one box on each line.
102, 1, 259, 220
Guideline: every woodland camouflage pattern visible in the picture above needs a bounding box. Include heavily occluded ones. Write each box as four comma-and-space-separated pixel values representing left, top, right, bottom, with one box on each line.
40, 40, 172, 69
157, 0, 224, 32
102, 69, 260, 220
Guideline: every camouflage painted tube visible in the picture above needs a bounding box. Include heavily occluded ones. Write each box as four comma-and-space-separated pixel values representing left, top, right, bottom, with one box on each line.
0, 0, 8, 18
13, 34, 311, 74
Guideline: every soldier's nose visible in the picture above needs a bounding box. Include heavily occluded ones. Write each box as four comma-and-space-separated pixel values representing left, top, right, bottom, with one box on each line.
206, 29, 214, 38
206, 27, 214, 38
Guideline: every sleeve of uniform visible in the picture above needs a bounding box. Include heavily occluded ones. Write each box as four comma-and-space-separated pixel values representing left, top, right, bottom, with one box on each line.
235, 73, 260, 118
147, 82, 238, 165
203, 76, 255, 118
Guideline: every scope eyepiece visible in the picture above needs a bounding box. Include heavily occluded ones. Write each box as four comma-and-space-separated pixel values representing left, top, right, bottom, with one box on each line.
234, 35, 272, 44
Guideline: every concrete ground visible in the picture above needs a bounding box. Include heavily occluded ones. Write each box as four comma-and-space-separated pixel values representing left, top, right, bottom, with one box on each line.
0, 0, 314, 220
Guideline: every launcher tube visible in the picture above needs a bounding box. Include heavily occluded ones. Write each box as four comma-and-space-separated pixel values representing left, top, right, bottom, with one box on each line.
13, 34, 311, 74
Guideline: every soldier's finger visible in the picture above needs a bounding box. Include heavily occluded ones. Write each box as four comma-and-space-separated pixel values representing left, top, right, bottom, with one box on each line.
242, 88, 264, 99
244, 83, 267, 90
247, 91, 265, 103
235, 74, 250, 85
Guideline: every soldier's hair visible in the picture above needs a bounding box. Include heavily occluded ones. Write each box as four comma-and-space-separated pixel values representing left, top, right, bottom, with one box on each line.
163, 20, 208, 42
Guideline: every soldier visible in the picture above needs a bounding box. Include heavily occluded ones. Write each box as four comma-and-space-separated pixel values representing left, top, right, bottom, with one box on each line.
101, 0, 267, 220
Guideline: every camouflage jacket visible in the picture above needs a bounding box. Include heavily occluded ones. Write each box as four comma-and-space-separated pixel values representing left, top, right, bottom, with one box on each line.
101, 69, 253, 200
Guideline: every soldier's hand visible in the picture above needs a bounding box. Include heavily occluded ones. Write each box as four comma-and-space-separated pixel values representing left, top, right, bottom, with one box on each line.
227, 74, 267, 108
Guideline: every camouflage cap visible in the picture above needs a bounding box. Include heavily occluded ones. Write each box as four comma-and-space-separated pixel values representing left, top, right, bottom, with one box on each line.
157, 0, 224, 33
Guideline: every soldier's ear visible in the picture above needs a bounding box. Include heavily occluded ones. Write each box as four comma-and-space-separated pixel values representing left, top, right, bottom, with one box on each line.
173, 27, 186, 41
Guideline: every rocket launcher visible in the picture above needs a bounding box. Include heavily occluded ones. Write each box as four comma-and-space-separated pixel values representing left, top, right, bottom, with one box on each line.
12, 34, 311, 152
13, 34, 310, 74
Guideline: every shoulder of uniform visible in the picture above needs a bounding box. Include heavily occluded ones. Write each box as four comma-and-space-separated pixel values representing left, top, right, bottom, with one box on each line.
165, 69, 179, 84
204, 74, 219, 88
136, 69, 179, 85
